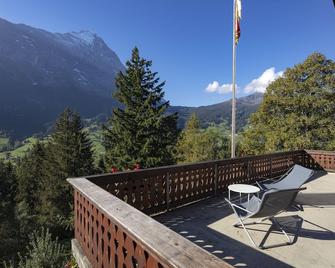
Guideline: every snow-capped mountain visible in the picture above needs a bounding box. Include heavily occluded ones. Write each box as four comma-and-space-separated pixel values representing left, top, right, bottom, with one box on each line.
0, 18, 124, 138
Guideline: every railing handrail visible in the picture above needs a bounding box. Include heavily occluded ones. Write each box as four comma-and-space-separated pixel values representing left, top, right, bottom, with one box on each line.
83, 149, 305, 181
68, 177, 232, 268
305, 149, 335, 155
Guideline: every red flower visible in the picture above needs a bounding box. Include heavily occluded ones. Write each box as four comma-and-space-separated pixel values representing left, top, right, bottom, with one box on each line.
111, 167, 118, 173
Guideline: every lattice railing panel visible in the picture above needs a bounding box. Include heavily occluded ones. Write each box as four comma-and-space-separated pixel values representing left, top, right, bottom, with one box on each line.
91, 171, 167, 215
74, 189, 166, 268
87, 150, 335, 217
305, 150, 335, 171
169, 163, 215, 208
217, 159, 248, 192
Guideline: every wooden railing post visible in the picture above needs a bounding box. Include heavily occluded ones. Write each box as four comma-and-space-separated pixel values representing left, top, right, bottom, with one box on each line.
247, 160, 250, 180
270, 157, 272, 178
166, 172, 170, 211
214, 163, 218, 195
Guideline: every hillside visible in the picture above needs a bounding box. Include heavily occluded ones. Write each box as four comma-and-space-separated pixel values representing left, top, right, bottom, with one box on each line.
170, 92, 263, 130
0, 18, 124, 139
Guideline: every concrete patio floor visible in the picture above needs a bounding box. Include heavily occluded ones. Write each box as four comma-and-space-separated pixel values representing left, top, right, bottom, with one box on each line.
155, 172, 335, 268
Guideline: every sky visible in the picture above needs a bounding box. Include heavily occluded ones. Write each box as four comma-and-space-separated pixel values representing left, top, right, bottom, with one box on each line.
0, 0, 334, 106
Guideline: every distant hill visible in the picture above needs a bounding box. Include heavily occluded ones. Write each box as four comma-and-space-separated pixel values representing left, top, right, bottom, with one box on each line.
0, 17, 263, 140
170, 92, 263, 130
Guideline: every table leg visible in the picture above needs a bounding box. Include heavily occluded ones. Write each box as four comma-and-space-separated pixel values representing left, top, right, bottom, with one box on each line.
248, 193, 250, 204
229, 190, 230, 200
239, 192, 241, 203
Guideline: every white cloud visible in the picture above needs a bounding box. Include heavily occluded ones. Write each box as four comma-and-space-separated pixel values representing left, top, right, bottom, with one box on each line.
244, 67, 283, 94
205, 81, 238, 94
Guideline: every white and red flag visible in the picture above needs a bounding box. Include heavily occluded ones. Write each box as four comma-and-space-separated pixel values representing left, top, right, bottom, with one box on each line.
235, 0, 242, 45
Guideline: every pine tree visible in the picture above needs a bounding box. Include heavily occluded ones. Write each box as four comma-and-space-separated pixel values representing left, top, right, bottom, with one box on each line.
16, 142, 47, 236
16, 143, 45, 210
104, 47, 178, 169
48, 108, 94, 177
38, 108, 95, 235
240, 53, 335, 154
0, 160, 19, 263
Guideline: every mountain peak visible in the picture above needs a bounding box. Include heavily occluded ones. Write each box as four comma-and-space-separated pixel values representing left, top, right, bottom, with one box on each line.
67, 30, 97, 45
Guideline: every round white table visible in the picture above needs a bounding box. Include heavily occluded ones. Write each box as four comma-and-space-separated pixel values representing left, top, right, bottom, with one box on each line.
228, 184, 260, 203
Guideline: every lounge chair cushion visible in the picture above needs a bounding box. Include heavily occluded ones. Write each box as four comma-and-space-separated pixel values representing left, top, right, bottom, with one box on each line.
262, 165, 313, 190
236, 195, 261, 217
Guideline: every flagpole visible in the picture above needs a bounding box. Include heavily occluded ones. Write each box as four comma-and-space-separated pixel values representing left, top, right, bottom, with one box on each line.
231, 0, 237, 158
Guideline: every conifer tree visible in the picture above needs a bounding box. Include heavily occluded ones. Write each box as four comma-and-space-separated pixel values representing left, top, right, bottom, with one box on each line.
0, 160, 19, 262
104, 47, 178, 169
240, 53, 335, 154
38, 108, 94, 234
16, 142, 46, 211
16, 142, 46, 236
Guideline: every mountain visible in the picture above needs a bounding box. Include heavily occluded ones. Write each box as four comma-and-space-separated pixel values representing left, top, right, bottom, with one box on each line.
0, 18, 262, 140
169, 92, 263, 130
0, 18, 124, 138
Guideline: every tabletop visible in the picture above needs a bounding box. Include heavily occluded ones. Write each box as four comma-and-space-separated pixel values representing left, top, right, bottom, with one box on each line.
228, 184, 260, 194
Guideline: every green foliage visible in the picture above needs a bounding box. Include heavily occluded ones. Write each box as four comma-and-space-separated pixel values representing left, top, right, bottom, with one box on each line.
0, 137, 40, 161
174, 114, 230, 163
1, 109, 95, 264
240, 53, 335, 155
15, 142, 46, 236
37, 108, 95, 235
48, 108, 95, 177
4, 228, 67, 268
0, 160, 19, 264
104, 47, 178, 170
0, 136, 10, 152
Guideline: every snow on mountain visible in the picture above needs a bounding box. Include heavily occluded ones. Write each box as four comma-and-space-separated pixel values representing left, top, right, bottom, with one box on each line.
69, 30, 96, 45
0, 17, 124, 138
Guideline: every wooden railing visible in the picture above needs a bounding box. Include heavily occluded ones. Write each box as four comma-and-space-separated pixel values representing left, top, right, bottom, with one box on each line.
68, 178, 231, 268
68, 150, 334, 268
305, 150, 335, 171
87, 150, 305, 215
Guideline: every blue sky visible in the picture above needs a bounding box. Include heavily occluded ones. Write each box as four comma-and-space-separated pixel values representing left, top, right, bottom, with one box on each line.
0, 0, 334, 106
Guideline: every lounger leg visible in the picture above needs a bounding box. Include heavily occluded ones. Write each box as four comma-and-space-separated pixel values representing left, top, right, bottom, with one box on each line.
234, 217, 293, 249
237, 217, 258, 248
271, 218, 292, 244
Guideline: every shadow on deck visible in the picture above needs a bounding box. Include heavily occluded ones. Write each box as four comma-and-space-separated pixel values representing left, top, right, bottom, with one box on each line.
155, 172, 335, 268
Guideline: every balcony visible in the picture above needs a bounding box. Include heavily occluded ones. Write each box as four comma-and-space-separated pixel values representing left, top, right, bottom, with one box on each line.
67, 150, 335, 268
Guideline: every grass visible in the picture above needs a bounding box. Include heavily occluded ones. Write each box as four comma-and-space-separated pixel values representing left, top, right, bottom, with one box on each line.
0, 131, 105, 163
0, 137, 39, 160
0, 136, 10, 149
1, 117, 106, 162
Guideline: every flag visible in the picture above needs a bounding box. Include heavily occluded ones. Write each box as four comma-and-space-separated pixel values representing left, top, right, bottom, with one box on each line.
235, 0, 242, 45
